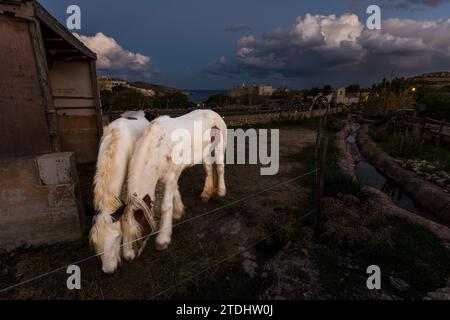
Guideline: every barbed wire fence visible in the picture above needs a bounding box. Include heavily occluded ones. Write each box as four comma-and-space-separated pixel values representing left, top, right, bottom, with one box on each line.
0, 115, 330, 297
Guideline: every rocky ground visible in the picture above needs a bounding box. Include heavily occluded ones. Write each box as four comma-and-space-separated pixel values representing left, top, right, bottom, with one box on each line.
401, 159, 450, 192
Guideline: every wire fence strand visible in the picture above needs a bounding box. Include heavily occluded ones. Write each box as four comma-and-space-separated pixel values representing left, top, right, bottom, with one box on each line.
0, 169, 318, 294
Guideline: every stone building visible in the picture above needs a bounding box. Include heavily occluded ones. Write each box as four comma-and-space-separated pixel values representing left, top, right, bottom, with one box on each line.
0, 0, 102, 249
98, 76, 129, 91
258, 85, 273, 96
335, 87, 361, 105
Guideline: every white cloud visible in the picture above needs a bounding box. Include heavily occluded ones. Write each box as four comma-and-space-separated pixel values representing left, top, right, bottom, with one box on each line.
206, 13, 450, 86
75, 32, 151, 73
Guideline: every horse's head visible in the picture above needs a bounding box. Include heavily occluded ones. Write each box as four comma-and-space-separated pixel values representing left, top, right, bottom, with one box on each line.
122, 194, 156, 261
90, 208, 125, 274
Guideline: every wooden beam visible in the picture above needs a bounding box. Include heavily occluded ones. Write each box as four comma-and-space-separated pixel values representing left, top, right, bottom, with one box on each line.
29, 17, 61, 152
34, 2, 97, 60
89, 60, 104, 139
43, 38, 64, 42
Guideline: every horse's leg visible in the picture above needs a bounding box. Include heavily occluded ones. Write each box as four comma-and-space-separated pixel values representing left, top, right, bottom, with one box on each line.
201, 163, 214, 202
155, 174, 177, 251
214, 137, 226, 197
173, 186, 185, 221
215, 164, 226, 197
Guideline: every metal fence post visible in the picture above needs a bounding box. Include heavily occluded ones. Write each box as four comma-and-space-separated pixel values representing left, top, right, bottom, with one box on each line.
315, 137, 328, 234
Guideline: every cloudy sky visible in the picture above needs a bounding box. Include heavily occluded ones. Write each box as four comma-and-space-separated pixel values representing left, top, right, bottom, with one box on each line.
41, 0, 450, 90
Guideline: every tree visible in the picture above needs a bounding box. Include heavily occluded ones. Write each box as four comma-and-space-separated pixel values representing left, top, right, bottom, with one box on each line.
308, 86, 322, 97
346, 84, 360, 94
323, 85, 333, 95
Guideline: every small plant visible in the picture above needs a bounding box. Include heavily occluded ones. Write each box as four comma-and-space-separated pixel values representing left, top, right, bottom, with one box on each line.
392, 128, 423, 159
324, 115, 345, 132
323, 171, 368, 203
386, 117, 408, 134
372, 115, 391, 127
369, 125, 387, 142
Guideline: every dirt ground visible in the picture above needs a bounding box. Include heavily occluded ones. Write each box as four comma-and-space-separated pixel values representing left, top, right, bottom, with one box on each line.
0, 125, 318, 300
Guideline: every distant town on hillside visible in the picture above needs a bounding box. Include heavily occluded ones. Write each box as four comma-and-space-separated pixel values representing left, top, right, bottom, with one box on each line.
97, 71, 450, 118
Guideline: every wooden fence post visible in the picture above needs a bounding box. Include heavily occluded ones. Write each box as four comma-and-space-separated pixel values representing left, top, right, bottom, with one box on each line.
419, 118, 426, 141
437, 119, 446, 148
315, 137, 328, 234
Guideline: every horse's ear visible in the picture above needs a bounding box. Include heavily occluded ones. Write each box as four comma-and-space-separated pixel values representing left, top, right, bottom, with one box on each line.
144, 111, 157, 122
133, 209, 153, 236
143, 194, 153, 208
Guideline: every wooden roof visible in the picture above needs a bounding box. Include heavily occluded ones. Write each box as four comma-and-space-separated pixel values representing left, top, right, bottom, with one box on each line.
0, 0, 97, 60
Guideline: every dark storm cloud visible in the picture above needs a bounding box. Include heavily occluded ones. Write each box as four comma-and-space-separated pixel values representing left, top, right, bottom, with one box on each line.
206, 13, 450, 86
386, 0, 449, 9
348, 0, 449, 11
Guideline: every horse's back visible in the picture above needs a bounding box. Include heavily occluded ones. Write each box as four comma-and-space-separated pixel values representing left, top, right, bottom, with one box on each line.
154, 109, 226, 131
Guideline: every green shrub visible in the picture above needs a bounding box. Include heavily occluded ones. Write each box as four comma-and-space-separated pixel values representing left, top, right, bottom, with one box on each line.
323, 171, 368, 203
370, 126, 387, 142
372, 115, 391, 127
392, 128, 423, 158
386, 117, 407, 134
365, 216, 450, 295
325, 116, 345, 132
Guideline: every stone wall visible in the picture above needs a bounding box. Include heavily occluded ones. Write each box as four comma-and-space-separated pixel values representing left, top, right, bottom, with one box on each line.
108, 107, 344, 128
0, 152, 84, 250
223, 107, 343, 127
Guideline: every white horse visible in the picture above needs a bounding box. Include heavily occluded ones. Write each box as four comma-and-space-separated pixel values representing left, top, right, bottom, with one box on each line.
121, 110, 227, 262
90, 110, 153, 273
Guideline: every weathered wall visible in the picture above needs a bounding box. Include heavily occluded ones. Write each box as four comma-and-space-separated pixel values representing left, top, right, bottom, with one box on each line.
0, 152, 84, 250
49, 60, 100, 163
0, 16, 52, 157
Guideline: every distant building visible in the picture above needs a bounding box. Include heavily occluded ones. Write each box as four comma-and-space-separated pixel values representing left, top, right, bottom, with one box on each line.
98, 76, 128, 91
360, 92, 369, 99
228, 84, 275, 97
228, 87, 248, 98
135, 87, 156, 97
335, 87, 361, 105
258, 85, 273, 96
228, 84, 256, 97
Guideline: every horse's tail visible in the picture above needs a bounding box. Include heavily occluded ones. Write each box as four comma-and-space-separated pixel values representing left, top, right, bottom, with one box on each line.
211, 114, 227, 191
93, 126, 130, 214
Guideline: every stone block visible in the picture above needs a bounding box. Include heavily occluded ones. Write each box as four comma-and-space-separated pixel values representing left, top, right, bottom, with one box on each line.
36, 152, 75, 185
0, 152, 83, 250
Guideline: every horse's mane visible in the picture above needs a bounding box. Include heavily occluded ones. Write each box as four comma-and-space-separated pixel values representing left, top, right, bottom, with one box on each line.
93, 127, 123, 213
122, 194, 157, 244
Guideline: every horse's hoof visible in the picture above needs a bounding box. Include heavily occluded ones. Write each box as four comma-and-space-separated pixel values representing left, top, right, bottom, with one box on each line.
123, 249, 136, 262
201, 192, 211, 202
173, 206, 185, 221
216, 188, 226, 198
155, 238, 171, 251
